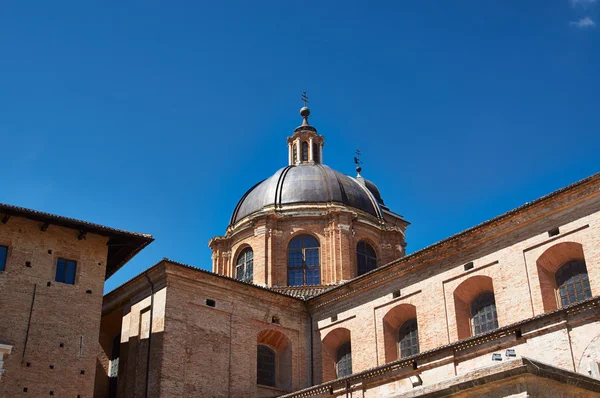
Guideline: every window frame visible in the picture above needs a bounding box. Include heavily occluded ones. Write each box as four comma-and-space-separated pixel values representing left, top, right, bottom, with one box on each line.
356, 240, 377, 276
287, 234, 321, 286
312, 142, 320, 163
555, 260, 592, 308
257, 343, 277, 388
0, 245, 8, 272
335, 341, 352, 378
470, 291, 498, 336
397, 319, 419, 359
235, 247, 254, 283
55, 258, 77, 285
301, 141, 309, 162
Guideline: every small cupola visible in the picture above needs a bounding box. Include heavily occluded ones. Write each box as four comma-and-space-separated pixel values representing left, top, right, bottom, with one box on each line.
286, 92, 325, 165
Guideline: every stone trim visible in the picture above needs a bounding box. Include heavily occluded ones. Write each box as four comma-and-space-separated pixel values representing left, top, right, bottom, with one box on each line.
279, 295, 600, 397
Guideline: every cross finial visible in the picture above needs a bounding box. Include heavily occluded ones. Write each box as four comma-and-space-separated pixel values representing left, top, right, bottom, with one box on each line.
301, 91, 309, 107
354, 148, 363, 177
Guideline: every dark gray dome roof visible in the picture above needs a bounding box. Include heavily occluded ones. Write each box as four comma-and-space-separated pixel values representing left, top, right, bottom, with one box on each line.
230, 164, 384, 225
357, 176, 388, 209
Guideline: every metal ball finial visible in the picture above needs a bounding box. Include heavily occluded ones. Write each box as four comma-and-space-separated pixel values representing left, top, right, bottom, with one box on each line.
356, 165, 362, 176
300, 106, 310, 118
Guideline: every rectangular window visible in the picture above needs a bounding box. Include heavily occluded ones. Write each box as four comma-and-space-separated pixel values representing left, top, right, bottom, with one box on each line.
55, 258, 77, 284
0, 245, 7, 271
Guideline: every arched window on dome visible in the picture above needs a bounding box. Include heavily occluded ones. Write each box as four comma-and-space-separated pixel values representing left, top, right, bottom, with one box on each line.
257, 344, 276, 387
556, 260, 592, 307
312, 142, 320, 163
398, 319, 419, 358
301, 141, 309, 162
287, 235, 320, 286
336, 342, 352, 378
235, 247, 253, 283
470, 291, 498, 336
356, 241, 377, 276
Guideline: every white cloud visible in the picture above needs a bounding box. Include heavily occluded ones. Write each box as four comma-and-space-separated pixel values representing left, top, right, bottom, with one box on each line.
571, 0, 597, 7
570, 16, 596, 27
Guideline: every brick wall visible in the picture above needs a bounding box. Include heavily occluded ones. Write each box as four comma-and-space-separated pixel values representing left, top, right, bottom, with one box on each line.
0, 216, 109, 397
210, 205, 407, 288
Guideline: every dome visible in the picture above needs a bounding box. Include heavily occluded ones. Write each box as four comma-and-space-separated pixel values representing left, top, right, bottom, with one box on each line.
357, 176, 387, 209
230, 164, 384, 225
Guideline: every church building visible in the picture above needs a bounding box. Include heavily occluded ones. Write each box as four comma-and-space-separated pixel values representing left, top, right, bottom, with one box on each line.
93, 105, 600, 397
1, 103, 600, 397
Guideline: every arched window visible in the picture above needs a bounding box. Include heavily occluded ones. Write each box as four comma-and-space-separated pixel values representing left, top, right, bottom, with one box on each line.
287, 235, 320, 286
356, 240, 377, 276
313, 142, 320, 163
398, 319, 419, 358
336, 342, 352, 378
257, 344, 276, 387
470, 291, 498, 336
235, 247, 253, 283
556, 260, 592, 307
301, 141, 309, 162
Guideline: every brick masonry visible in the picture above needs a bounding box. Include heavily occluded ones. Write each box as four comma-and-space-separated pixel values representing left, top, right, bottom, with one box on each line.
96, 173, 600, 397
0, 216, 110, 397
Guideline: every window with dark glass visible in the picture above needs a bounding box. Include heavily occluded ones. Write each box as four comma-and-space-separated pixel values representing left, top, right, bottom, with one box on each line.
287, 235, 320, 286
336, 342, 352, 378
398, 319, 419, 358
257, 344, 276, 387
356, 241, 377, 276
0, 245, 7, 271
312, 142, 320, 163
55, 258, 77, 285
470, 291, 498, 336
235, 247, 254, 283
556, 260, 592, 307
301, 141, 309, 162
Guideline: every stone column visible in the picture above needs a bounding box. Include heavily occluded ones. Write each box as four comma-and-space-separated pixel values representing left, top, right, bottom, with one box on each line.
295, 139, 301, 165
288, 142, 293, 165
320, 143, 324, 164
309, 136, 314, 162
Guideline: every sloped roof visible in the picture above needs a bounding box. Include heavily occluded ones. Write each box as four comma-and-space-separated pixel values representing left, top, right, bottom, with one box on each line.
0, 203, 153, 279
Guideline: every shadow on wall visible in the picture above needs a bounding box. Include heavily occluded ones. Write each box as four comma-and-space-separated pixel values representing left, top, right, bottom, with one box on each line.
383, 304, 417, 364
257, 329, 292, 392
321, 327, 351, 383
454, 275, 496, 340
94, 305, 164, 398
537, 242, 587, 313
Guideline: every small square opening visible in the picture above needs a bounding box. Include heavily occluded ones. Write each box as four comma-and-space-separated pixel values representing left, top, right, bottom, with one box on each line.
392, 290, 401, 298
464, 262, 474, 271
206, 299, 216, 307
331, 314, 338, 322
25, 261, 31, 268
548, 227, 560, 237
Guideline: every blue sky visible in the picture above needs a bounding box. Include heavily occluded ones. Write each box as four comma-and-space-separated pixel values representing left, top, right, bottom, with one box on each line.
1, 1, 598, 293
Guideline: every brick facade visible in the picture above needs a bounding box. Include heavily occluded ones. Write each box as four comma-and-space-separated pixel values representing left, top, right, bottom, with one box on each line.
97, 172, 600, 397
0, 208, 151, 398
